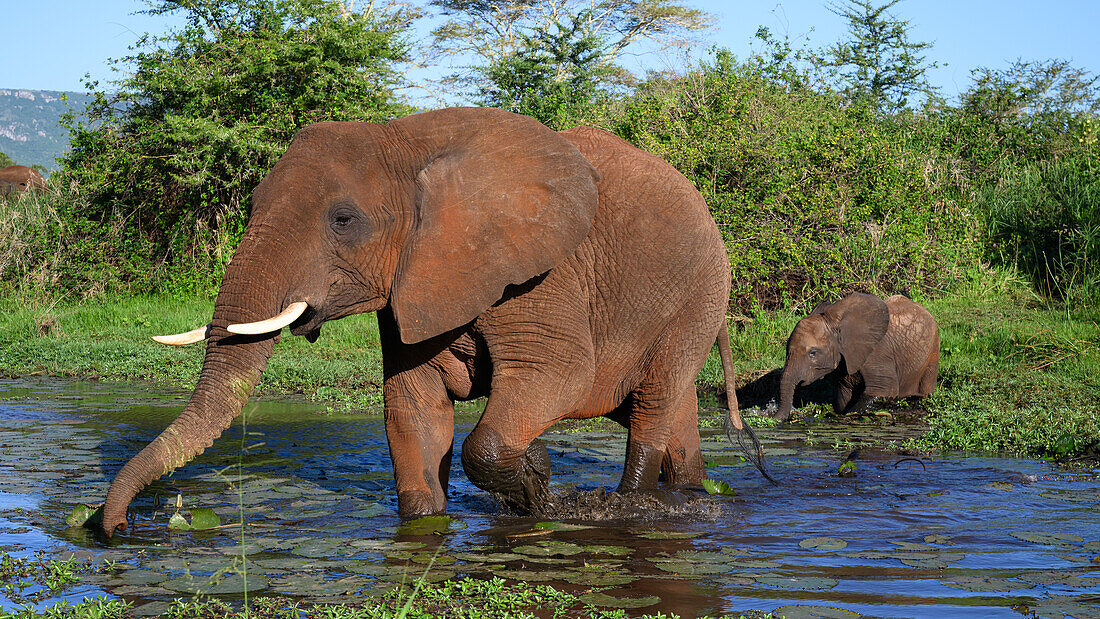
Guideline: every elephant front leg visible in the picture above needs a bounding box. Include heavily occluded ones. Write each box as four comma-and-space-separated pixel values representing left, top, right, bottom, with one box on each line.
383, 367, 455, 518
461, 425, 552, 513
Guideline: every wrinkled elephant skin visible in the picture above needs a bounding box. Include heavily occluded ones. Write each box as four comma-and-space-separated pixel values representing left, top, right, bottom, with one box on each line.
775, 293, 939, 421
101, 107, 757, 535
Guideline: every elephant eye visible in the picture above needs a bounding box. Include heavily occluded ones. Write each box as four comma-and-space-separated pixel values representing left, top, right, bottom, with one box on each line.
328, 204, 367, 240
808, 348, 818, 358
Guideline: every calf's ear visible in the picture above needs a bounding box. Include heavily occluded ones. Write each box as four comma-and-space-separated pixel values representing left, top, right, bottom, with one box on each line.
823, 293, 889, 373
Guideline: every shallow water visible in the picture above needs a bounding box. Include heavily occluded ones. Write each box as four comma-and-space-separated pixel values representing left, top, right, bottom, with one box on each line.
0, 377, 1098, 618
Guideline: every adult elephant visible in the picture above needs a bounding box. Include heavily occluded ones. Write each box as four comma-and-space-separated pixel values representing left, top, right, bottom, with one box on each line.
0, 165, 46, 195
102, 107, 764, 535
774, 293, 939, 422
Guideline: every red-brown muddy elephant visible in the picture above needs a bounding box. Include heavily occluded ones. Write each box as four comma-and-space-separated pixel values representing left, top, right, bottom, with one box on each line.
0, 165, 46, 196
102, 107, 763, 535
774, 292, 940, 422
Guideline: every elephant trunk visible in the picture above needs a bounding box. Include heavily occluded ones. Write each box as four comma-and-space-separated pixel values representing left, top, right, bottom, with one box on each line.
102, 235, 293, 535
775, 364, 800, 422
101, 343, 270, 534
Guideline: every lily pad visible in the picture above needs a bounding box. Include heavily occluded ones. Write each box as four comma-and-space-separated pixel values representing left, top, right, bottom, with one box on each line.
771, 605, 862, 619
565, 571, 638, 586
345, 562, 390, 576
353, 539, 427, 553
757, 576, 838, 590
578, 592, 659, 608
941, 576, 1029, 592
494, 569, 557, 582
396, 515, 467, 535
117, 570, 169, 586
534, 521, 594, 532
636, 530, 700, 540
64, 503, 103, 528
888, 541, 935, 551
292, 538, 357, 558
647, 558, 729, 575
1010, 531, 1084, 547
513, 541, 585, 557
379, 568, 456, 583
189, 508, 222, 530
800, 538, 848, 551
167, 512, 190, 530
587, 544, 633, 556
702, 479, 736, 496
924, 534, 952, 545
162, 572, 268, 595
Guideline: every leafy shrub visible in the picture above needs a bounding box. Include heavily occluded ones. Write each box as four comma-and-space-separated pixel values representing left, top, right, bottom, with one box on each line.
586, 48, 979, 310
58, 0, 414, 296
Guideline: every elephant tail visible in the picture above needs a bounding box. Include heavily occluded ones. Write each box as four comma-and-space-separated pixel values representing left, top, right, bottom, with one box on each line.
717, 317, 776, 484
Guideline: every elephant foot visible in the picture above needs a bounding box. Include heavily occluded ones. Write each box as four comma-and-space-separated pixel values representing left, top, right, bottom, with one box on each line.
461, 429, 552, 514
397, 489, 446, 518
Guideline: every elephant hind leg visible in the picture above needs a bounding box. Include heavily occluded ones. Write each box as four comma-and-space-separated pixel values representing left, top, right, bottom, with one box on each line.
659, 388, 706, 488
917, 348, 939, 397
619, 320, 713, 494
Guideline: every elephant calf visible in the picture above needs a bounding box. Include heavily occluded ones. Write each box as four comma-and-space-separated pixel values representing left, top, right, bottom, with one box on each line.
774, 293, 939, 421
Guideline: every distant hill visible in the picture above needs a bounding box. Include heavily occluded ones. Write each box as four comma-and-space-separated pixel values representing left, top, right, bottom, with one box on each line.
0, 89, 94, 170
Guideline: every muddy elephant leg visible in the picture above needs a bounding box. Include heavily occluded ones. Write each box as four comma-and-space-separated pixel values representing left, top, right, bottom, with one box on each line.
384, 363, 456, 517
460, 366, 590, 513
659, 388, 706, 488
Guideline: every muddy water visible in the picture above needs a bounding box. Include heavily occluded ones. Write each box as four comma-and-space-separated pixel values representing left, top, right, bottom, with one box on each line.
0, 377, 1098, 618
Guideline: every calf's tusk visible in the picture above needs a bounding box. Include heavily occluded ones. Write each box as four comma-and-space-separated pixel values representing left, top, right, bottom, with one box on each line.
227, 301, 308, 335
152, 325, 211, 346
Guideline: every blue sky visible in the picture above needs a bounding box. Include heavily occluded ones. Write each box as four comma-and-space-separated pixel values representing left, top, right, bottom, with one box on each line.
3, 0, 1099, 104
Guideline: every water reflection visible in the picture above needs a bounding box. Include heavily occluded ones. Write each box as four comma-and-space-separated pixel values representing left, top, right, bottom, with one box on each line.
0, 377, 1097, 618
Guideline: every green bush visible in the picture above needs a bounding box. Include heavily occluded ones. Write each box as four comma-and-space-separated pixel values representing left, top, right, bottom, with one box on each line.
57, 0, 414, 297
586, 49, 979, 310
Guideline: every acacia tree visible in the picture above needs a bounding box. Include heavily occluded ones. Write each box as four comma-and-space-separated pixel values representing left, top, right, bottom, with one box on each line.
428, 0, 712, 124
474, 10, 618, 126
62, 0, 414, 288
825, 0, 938, 112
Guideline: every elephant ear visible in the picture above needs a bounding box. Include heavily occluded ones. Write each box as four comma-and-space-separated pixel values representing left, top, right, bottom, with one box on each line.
823, 293, 889, 373
390, 108, 600, 344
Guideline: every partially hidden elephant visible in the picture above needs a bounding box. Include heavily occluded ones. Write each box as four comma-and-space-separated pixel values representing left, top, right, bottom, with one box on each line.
774, 292, 939, 422
0, 165, 46, 196
102, 107, 764, 535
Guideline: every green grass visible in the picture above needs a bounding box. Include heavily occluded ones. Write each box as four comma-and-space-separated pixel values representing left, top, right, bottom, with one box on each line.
0, 293, 384, 411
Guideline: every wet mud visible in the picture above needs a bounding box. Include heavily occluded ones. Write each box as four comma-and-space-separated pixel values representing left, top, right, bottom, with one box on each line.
0, 377, 1098, 617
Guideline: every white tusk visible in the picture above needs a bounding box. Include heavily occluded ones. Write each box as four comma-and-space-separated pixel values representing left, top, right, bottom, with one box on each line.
226, 301, 308, 335
152, 325, 211, 346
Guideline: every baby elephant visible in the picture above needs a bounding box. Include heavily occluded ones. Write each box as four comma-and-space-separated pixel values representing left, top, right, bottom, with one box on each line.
774, 293, 939, 421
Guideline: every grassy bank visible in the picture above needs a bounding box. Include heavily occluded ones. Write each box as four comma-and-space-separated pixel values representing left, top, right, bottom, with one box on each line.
2, 266, 1097, 459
